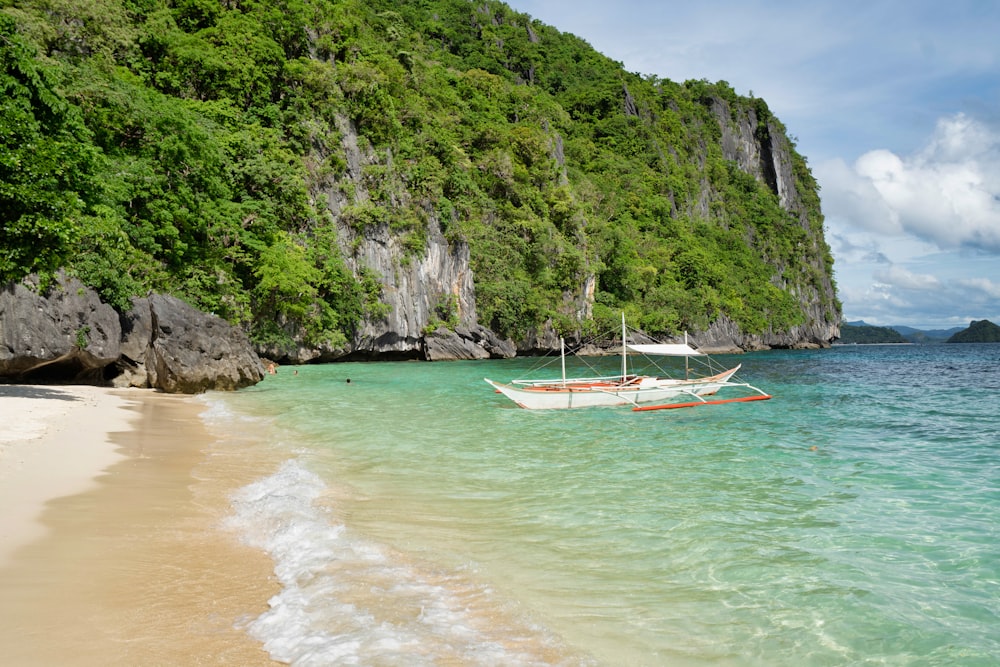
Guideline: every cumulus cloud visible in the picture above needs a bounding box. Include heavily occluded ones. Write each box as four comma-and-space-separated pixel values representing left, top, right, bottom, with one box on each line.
818, 114, 1000, 253
873, 265, 942, 291
840, 255, 1000, 327
956, 276, 1000, 299
819, 114, 1000, 326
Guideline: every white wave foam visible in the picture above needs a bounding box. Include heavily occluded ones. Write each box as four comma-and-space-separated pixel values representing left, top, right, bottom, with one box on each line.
227, 460, 574, 666
196, 393, 263, 426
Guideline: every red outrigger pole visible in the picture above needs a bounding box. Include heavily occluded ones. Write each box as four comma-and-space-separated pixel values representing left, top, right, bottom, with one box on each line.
632, 394, 773, 412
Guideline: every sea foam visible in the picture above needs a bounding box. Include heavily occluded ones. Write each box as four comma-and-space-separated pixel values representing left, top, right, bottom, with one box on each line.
226, 459, 577, 666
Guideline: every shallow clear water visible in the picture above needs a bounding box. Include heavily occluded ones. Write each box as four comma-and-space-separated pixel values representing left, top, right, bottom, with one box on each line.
205, 344, 1000, 666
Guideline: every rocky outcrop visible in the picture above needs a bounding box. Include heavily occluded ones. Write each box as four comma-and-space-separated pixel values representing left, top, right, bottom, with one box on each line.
711, 99, 800, 213
690, 314, 837, 353
0, 274, 121, 384
0, 273, 264, 392
423, 325, 516, 361
705, 95, 840, 348
340, 215, 480, 358
136, 294, 266, 393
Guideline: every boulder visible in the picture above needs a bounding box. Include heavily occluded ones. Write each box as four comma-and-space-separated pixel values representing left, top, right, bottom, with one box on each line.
0, 274, 265, 392
423, 324, 516, 361
142, 294, 265, 393
0, 273, 121, 383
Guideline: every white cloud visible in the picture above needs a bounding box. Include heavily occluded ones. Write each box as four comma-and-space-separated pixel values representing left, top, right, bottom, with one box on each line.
873, 265, 942, 291
821, 158, 903, 236
956, 276, 1000, 299
818, 114, 1000, 254
921, 113, 997, 161
836, 250, 1000, 327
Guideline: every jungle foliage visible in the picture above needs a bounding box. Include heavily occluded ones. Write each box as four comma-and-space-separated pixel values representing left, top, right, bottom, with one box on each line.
1, 0, 837, 346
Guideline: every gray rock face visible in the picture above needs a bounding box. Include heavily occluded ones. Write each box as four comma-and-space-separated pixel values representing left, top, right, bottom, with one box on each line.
327, 115, 485, 359
690, 314, 837, 354
0, 274, 264, 393
0, 274, 121, 383
111, 295, 155, 388
142, 294, 265, 393
712, 99, 800, 212
342, 216, 479, 357
706, 95, 840, 348
423, 325, 516, 361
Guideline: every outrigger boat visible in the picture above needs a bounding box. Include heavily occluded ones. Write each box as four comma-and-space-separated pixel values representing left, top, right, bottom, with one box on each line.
484, 315, 771, 411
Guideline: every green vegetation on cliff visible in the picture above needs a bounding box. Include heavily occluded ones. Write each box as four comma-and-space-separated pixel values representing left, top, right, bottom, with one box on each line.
1, 0, 837, 347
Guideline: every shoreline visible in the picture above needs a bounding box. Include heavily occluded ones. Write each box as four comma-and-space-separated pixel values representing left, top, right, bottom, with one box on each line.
0, 384, 282, 664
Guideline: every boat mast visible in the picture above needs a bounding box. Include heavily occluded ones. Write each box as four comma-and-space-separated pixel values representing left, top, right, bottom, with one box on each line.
560, 337, 566, 387
621, 312, 627, 380
684, 331, 690, 379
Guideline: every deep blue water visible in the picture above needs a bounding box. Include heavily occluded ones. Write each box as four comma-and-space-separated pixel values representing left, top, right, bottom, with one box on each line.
204, 343, 1000, 665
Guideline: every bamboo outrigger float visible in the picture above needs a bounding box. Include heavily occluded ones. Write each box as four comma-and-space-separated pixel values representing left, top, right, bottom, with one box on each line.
485, 314, 771, 411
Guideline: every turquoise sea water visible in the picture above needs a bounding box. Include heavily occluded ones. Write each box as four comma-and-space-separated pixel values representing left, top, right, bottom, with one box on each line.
203, 344, 1000, 666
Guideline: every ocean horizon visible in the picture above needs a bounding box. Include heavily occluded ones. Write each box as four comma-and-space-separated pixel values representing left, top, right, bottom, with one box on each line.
203, 343, 1000, 665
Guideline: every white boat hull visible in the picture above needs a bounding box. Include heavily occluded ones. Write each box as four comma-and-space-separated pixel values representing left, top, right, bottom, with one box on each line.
485, 367, 742, 410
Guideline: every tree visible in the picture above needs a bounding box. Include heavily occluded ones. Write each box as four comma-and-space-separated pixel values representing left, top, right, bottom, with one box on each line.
0, 14, 100, 285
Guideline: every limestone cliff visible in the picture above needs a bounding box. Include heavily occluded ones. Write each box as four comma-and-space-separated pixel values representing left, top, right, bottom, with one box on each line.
309, 116, 514, 362
707, 97, 840, 349
301, 97, 838, 360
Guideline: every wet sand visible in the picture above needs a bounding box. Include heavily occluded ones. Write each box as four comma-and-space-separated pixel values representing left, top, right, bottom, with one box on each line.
0, 387, 282, 665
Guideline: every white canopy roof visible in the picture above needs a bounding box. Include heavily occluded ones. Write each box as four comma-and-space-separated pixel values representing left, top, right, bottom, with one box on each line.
627, 343, 704, 357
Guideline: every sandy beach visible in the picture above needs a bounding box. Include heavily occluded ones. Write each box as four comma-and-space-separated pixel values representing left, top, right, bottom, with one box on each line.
0, 384, 282, 665
0, 385, 132, 565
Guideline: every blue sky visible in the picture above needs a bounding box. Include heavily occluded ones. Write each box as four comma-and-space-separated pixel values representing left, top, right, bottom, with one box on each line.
505, 0, 1000, 329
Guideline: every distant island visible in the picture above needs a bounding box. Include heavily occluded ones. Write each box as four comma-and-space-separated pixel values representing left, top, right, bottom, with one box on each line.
836, 323, 907, 344
946, 320, 1000, 343
837, 320, 999, 344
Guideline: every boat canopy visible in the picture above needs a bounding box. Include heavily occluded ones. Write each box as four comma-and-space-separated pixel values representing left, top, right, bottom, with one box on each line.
627, 343, 704, 357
